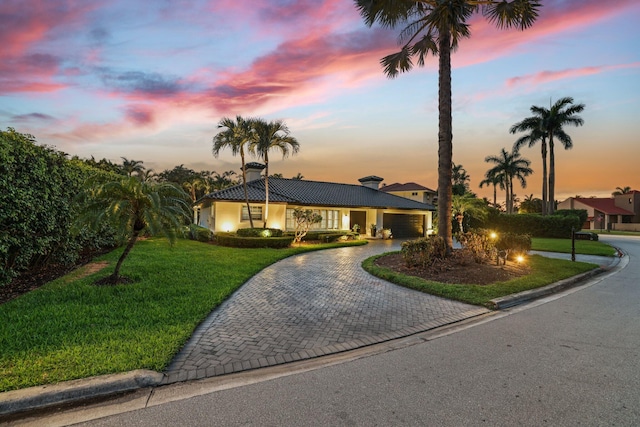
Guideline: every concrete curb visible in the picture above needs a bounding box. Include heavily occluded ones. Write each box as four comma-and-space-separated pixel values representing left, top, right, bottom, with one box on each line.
0, 369, 163, 417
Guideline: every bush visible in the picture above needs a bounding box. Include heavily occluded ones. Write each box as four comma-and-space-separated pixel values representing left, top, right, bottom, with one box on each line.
236, 228, 284, 237
457, 230, 496, 264
186, 224, 213, 242
401, 236, 447, 268
495, 232, 532, 263
488, 213, 581, 238
556, 209, 588, 225
214, 233, 294, 248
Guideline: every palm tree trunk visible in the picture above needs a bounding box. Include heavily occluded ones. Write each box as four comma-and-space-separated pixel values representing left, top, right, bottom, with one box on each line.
111, 231, 138, 282
541, 138, 548, 216
548, 137, 555, 215
437, 30, 453, 252
241, 150, 254, 228
492, 184, 497, 208
506, 177, 512, 214
263, 152, 269, 228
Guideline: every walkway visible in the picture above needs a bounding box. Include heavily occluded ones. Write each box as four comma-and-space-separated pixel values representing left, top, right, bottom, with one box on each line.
163, 240, 488, 384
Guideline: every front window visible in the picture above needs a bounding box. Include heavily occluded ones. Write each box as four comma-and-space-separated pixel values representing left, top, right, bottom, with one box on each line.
241, 206, 263, 221
286, 208, 340, 230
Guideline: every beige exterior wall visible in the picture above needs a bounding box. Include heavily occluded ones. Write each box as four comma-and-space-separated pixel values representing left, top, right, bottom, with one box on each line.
386, 190, 435, 204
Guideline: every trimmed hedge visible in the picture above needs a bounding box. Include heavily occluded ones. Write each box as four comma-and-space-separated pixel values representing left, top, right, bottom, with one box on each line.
236, 228, 284, 237
186, 224, 213, 242
214, 233, 294, 248
556, 209, 588, 225
488, 213, 582, 238
284, 230, 356, 242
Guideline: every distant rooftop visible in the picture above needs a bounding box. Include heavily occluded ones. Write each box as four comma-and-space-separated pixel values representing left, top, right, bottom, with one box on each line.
380, 182, 436, 193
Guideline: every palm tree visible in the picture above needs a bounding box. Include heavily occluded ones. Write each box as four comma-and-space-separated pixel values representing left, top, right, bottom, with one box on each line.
120, 157, 145, 177
250, 119, 300, 228
76, 177, 190, 284
612, 186, 632, 196
452, 162, 470, 196
213, 116, 256, 228
292, 172, 304, 180
510, 110, 549, 214
138, 168, 158, 183
355, 0, 541, 251
484, 148, 532, 214
452, 193, 488, 233
183, 175, 205, 203
479, 170, 504, 208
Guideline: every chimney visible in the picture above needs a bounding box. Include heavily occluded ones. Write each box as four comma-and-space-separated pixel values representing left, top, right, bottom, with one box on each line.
358, 175, 384, 190
243, 162, 265, 182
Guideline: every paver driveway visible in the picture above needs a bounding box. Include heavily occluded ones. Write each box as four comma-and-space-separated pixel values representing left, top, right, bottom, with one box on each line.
163, 240, 488, 384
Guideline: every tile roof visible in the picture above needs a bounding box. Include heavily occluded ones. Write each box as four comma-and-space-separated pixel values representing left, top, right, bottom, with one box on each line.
198, 177, 435, 210
380, 182, 437, 193
573, 198, 634, 215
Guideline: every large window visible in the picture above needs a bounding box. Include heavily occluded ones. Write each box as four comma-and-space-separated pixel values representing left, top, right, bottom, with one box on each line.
241, 206, 263, 221
286, 208, 340, 230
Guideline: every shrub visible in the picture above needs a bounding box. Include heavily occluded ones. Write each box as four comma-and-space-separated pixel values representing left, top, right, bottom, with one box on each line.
401, 236, 447, 268
186, 224, 213, 242
214, 233, 294, 248
457, 230, 496, 264
488, 213, 581, 238
495, 232, 532, 263
556, 209, 588, 225
236, 228, 284, 237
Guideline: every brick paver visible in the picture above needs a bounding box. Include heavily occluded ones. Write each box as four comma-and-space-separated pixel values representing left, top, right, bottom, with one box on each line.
163, 240, 488, 384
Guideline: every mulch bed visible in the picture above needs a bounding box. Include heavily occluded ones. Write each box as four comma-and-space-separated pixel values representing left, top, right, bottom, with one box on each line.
374, 252, 530, 286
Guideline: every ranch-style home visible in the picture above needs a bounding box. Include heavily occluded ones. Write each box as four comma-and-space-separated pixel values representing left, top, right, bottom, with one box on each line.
557, 190, 640, 232
194, 163, 435, 238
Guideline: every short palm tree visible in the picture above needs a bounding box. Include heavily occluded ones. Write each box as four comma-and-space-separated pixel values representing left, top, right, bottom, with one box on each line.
452, 193, 488, 233
612, 186, 631, 196
452, 162, 470, 196
355, 0, 541, 251
213, 116, 256, 228
76, 177, 191, 284
120, 157, 145, 177
250, 119, 300, 228
484, 148, 532, 214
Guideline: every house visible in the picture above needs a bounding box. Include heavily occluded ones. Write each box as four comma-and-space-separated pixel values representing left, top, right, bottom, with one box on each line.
194, 163, 435, 238
379, 182, 437, 205
557, 190, 640, 231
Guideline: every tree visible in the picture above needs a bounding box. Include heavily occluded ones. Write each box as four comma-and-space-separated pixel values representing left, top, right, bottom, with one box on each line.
452, 162, 470, 196
292, 172, 304, 180
612, 186, 632, 196
355, 0, 541, 251
452, 193, 488, 233
519, 193, 543, 213
510, 108, 550, 215
544, 97, 585, 214
292, 208, 323, 243
484, 148, 532, 214
206, 170, 238, 192
120, 157, 145, 177
183, 175, 205, 203
138, 169, 158, 183
479, 170, 504, 208
250, 119, 300, 228
76, 177, 190, 284
213, 116, 256, 228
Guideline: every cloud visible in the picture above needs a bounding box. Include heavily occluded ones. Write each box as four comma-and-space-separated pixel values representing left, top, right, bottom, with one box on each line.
100, 70, 187, 97
11, 112, 56, 123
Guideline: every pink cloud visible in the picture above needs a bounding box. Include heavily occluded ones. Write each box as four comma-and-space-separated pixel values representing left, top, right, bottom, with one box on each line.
506, 63, 640, 88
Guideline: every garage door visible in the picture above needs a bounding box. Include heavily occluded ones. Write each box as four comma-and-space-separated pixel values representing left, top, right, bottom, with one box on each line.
383, 214, 424, 238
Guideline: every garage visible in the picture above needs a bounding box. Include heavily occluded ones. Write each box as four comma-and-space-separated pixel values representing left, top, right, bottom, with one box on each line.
383, 213, 425, 238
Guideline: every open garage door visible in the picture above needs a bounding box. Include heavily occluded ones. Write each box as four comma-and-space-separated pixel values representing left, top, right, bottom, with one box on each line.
383, 213, 424, 238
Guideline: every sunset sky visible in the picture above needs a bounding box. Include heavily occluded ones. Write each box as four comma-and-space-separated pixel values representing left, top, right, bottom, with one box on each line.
2, 0, 639, 203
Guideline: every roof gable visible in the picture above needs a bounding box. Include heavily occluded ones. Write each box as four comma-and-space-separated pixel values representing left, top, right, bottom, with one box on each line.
380, 182, 436, 193
573, 197, 634, 215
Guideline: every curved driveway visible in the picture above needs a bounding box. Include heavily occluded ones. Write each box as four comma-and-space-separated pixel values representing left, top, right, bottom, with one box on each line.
163, 240, 488, 384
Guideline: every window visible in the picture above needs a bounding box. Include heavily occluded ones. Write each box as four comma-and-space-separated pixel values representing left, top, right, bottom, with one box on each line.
241, 206, 263, 221
286, 208, 340, 230
411, 192, 418, 196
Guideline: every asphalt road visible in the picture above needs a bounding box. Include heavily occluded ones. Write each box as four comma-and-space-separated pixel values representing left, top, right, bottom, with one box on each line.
24, 235, 640, 426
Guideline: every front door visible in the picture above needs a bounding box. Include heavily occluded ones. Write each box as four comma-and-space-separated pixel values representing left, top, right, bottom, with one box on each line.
350, 210, 366, 233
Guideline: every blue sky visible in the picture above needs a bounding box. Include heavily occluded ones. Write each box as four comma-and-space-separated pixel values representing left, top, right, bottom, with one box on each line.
2, 0, 639, 202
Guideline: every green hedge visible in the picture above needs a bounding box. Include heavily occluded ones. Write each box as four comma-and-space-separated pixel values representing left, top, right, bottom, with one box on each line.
488, 213, 582, 238
0, 128, 118, 285
556, 209, 588, 225
186, 224, 213, 242
236, 228, 284, 237
214, 233, 294, 248
283, 230, 356, 242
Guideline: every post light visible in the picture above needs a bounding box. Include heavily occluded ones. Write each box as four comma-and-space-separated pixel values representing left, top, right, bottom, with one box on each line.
490, 231, 497, 240
516, 255, 525, 263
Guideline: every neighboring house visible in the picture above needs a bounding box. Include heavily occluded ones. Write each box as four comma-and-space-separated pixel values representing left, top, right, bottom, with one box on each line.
379, 182, 437, 205
194, 163, 435, 238
557, 190, 640, 231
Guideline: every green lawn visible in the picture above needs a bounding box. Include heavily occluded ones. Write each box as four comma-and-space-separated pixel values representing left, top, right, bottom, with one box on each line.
531, 237, 617, 256
363, 254, 597, 308
0, 238, 366, 392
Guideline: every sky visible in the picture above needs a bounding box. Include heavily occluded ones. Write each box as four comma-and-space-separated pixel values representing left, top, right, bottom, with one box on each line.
2, 0, 639, 203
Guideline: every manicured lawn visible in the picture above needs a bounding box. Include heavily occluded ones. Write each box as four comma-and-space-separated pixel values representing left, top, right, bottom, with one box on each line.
531, 237, 617, 256
0, 238, 366, 392
363, 254, 597, 308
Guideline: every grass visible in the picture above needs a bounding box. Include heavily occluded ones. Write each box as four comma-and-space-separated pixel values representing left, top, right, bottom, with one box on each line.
362, 254, 597, 308
531, 237, 617, 256
0, 238, 366, 392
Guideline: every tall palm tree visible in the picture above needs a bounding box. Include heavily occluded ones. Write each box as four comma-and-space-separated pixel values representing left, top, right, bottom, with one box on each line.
75, 177, 190, 284
120, 157, 145, 177
612, 186, 631, 196
510, 111, 549, 214
213, 116, 256, 228
250, 119, 300, 228
355, 0, 541, 251
545, 97, 585, 214
484, 148, 532, 214
479, 170, 504, 208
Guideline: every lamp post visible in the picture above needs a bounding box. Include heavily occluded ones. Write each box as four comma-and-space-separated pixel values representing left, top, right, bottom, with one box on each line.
571, 227, 576, 262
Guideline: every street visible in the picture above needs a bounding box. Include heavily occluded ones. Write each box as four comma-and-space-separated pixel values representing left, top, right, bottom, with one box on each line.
22, 235, 640, 426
